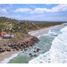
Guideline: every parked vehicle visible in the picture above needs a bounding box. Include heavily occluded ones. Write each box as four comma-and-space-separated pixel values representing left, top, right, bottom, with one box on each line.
0, 32, 15, 38
3, 34, 15, 38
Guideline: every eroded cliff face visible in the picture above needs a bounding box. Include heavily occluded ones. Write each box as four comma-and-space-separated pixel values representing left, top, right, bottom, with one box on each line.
0, 35, 39, 53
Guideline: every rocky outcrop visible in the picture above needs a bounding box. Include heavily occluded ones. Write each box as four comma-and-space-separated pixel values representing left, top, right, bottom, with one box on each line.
0, 36, 39, 53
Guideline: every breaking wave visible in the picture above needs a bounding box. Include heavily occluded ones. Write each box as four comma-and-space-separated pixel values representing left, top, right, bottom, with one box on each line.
29, 26, 67, 63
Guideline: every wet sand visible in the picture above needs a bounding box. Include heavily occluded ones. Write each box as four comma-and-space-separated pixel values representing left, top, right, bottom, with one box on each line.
0, 51, 19, 63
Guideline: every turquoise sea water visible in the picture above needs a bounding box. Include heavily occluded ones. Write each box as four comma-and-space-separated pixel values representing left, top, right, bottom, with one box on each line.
9, 55, 31, 63
9, 35, 55, 63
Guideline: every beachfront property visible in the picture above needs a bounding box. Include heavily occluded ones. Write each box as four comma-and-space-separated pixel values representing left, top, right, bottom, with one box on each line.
0, 32, 15, 38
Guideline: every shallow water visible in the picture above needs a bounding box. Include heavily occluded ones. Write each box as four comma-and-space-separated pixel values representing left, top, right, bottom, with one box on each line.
10, 55, 31, 63
9, 35, 55, 63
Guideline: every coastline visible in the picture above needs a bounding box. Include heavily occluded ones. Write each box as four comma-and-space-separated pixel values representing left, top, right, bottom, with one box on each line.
0, 24, 64, 63
28, 24, 66, 64
0, 37, 38, 63
29, 25, 67, 63
0, 27, 50, 63
28, 24, 64, 38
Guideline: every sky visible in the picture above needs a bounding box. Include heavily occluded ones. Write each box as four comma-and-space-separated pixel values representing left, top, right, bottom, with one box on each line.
0, 4, 67, 21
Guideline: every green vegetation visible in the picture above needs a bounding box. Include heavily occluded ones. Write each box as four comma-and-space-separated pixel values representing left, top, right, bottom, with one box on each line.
0, 17, 63, 34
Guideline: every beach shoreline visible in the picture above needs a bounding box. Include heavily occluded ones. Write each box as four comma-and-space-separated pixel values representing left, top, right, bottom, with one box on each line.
29, 25, 67, 64
0, 24, 64, 63
28, 24, 64, 38
0, 36, 39, 63
0, 51, 19, 63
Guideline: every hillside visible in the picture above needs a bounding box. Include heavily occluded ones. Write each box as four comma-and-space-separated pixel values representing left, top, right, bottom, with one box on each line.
0, 17, 63, 34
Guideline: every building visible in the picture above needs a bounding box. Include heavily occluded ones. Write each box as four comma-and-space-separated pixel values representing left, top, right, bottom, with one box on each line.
0, 32, 14, 38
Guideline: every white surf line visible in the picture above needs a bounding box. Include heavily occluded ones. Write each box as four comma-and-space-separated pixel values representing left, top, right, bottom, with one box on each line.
1, 51, 22, 63
28, 25, 63, 38
28, 27, 51, 38
28, 24, 64, 38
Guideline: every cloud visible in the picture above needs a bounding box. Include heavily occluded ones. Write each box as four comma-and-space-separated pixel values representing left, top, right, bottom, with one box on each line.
49, 4, 67, 12
14, 4, 67, 13
32, 4, 67, 13
0, 8, 7, 13
15, 8, 32, 12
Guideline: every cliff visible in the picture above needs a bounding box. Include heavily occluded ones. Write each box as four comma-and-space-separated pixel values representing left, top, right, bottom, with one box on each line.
0, 35, 39, 53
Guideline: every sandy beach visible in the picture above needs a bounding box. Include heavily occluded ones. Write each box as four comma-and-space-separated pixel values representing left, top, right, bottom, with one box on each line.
0, 51, 20, 63
28, 24, 64, 38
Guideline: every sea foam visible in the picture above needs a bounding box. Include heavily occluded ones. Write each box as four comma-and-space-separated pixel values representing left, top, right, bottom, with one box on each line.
29, 26, 67, 63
